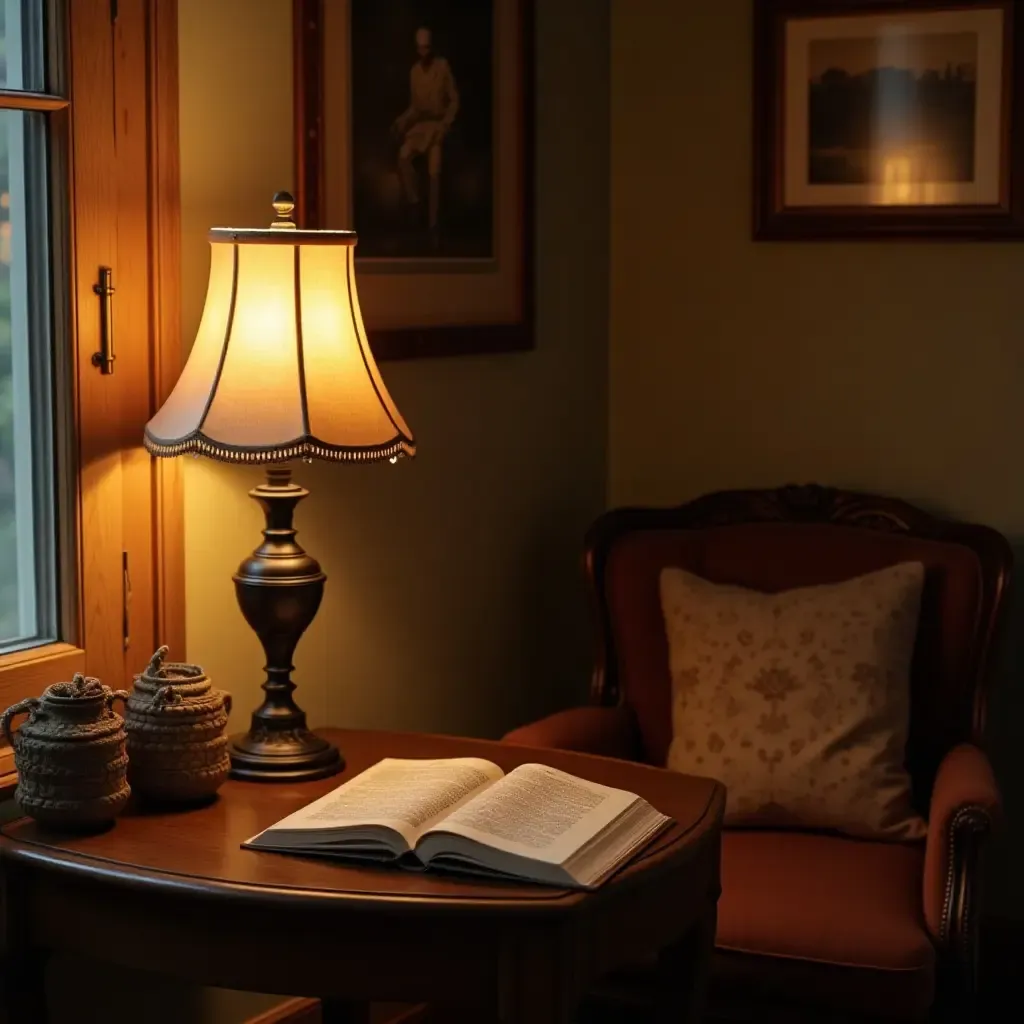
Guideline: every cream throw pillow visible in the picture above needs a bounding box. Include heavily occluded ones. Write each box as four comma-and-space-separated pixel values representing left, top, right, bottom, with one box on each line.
661, 563, 926, 841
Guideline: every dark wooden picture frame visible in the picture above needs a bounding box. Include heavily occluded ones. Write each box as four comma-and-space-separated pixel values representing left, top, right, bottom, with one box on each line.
754, 0, 1024, 240
294, 0, 535, 360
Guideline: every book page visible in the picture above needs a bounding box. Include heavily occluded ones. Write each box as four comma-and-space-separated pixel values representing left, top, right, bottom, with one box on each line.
255, 757, 504, 847
422, 763, 638, 865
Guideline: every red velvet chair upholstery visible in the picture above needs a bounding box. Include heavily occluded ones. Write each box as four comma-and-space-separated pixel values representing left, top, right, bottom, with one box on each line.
503, 485, 1010, 1022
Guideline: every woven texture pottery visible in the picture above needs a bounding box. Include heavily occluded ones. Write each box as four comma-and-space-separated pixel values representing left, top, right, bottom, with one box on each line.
124, 646, 232, 802
1, 675, 130, 829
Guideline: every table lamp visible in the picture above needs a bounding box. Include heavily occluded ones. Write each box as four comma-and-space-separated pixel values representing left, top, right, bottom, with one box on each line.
144, 193, 415, 782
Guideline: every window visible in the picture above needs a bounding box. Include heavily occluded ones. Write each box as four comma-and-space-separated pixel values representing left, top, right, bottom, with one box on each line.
0, 2, 61, 656
0, 0, 183, 787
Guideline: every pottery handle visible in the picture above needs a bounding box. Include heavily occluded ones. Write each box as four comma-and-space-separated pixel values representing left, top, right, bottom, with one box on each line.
107, 689, 131, 714
222, 692, 232, 716
147, 645, 170, 676
153, 685, 180, 707
1, 698, 41, 746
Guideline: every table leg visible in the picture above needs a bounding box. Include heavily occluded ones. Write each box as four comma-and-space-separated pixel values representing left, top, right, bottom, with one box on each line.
499, 1005, 573, 1024
497, 984, 576, 1023
319, 998, 371, 1023
496, 954, 577, 1024
655, 901, 717, 1024
2, 948, 49, 1024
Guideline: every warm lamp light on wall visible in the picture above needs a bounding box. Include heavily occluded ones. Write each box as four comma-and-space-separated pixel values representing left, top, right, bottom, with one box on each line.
144, 193, 415, 782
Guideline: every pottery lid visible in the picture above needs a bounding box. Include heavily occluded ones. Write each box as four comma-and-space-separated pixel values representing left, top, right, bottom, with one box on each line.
134, 647, 212, 704
141, 645, 207, 682
44, 674, 107, 702
139, 684, 228, 713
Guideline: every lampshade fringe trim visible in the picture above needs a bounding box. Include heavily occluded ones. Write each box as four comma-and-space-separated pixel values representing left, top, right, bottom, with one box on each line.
143, 433, 413, 463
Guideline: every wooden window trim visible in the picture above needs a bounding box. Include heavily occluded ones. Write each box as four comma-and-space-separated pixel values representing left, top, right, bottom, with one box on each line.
149, 0, 185, 662
0, 642, 85, 690
0, 0, 183, 799
0, 643, 85, 794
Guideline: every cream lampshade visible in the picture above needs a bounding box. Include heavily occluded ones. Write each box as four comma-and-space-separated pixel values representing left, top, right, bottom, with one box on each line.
145, 193, 415, 782
145, 195, 414, 463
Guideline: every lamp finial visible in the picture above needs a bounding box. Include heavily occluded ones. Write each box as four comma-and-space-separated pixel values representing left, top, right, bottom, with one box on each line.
270, 191, 297, 229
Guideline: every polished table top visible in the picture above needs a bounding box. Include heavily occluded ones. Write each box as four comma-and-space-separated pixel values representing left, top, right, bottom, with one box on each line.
0, 727, 722, 914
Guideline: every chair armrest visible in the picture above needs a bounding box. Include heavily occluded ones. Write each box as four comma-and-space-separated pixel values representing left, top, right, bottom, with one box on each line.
502, 705, 643, 761
923, 743, 1000, 946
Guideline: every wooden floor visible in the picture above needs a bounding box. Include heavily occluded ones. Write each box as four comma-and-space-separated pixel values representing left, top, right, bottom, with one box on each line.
257, 917, 1023, 1023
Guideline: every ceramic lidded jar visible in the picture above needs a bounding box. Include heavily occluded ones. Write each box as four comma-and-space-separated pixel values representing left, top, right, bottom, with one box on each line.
124, 646, 232, 802
1, 674, 131, 829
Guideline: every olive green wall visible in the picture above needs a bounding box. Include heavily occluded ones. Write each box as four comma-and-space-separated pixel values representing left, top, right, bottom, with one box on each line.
180, 0, 608, 750
174, 0, 609, 1016
609, 0, 1024, 919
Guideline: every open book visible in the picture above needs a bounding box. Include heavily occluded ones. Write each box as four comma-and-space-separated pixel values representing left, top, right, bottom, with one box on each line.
244, 757, 672, 890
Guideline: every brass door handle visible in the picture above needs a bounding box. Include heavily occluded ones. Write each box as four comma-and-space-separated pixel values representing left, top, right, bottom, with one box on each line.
122, 550, 131, 651
91, 266, 115, 375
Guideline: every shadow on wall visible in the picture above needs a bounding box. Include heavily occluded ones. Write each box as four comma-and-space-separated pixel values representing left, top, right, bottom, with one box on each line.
980, 547, 1024, 921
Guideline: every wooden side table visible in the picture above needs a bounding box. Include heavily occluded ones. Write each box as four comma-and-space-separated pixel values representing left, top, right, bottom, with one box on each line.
0, 728, 723, 1023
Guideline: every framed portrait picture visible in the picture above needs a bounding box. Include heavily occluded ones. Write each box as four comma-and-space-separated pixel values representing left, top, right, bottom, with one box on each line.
753, 0, 1024, 239
294, 0, 534, 359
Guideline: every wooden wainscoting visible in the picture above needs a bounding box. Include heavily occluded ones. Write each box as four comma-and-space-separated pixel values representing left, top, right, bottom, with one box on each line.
243, 999, 319, 1024
241, 917, 1022, 1023
244, 1000, 428, 1024
980, 914, 1024, 1015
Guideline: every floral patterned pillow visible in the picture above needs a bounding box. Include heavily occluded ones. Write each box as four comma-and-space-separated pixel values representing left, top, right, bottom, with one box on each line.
661, 562, 926, 841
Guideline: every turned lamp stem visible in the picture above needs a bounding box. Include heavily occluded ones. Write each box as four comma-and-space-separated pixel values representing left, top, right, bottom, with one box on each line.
227, 465, 343, 781
143, 193, 416, 784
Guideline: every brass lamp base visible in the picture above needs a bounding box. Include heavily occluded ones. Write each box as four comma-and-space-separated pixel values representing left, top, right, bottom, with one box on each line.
228, 729, 342, 783
228, 465, 344, 783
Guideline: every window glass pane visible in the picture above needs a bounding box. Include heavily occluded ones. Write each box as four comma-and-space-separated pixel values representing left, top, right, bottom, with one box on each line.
0, 108, 55, 651
0, 1, 47, 93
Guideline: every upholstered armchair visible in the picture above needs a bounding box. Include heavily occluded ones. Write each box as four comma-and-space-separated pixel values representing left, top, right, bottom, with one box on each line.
504, 486, 1010, 1022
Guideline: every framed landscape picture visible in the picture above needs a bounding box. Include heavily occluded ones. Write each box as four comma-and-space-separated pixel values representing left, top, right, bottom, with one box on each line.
753, 0, 1024, 239
294, 0, 534, 359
